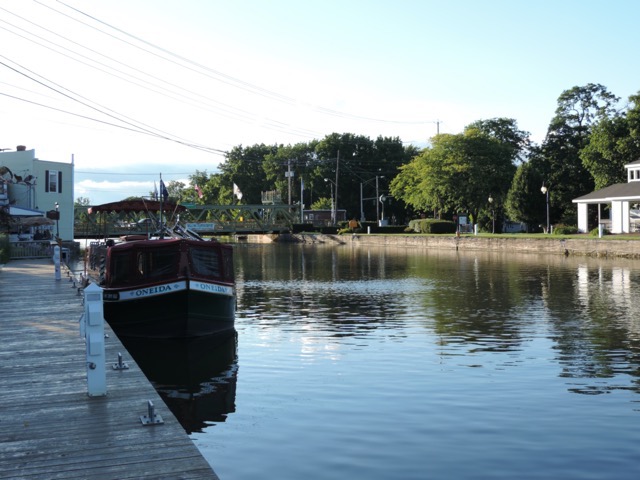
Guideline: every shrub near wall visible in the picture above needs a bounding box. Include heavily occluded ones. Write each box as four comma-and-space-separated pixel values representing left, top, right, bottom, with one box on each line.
553, 224, 578, 235
407, 219, 457, 234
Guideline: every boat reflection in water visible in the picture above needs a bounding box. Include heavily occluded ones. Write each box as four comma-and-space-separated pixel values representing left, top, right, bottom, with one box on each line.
121, 329, 238, 434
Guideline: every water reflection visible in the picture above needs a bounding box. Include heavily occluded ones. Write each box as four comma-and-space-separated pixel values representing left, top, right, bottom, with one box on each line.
234, 244, 640, 396
548, 264, 640, 395
121, 331, 238, 433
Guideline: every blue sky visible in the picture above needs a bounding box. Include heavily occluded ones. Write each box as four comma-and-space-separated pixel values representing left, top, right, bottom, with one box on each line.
1, 0, 638, 204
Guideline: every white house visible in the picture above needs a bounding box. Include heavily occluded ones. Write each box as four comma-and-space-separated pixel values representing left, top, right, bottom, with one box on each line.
0, 146, 74, 240
573, 159, 640, 234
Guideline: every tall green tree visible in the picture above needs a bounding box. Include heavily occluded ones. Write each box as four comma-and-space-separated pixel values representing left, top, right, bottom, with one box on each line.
390, 126, 516, 223
313, 133, 414, 220
263, 141, 319, 206
504, 154, 546, 228
314, 133, 372, 218
581, 92, 640, 189
218, 144, 277, 204
465, 118, 531, 164
538, 83, 620, 223
187, 169, 214, 204
193, 134, 415, 221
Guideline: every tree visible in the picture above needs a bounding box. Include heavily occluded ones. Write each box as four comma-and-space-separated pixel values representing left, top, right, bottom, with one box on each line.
193, 134, 415, 220
166, 180, 185, 202
263, 141, 319, 206
581, 93, 640, 190
217, 144, 277, 204
504, 156, 546, 229
314, 133, 412, 220
314, 133, 372, 219
311, 197, 332, 210
390, 124, 516, 225
187, 169, 214, 204
465, 118, 531, 164
538, 84, 621, 223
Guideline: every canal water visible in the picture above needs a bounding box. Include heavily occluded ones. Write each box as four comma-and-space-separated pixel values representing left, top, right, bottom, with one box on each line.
129, 243, 640, 480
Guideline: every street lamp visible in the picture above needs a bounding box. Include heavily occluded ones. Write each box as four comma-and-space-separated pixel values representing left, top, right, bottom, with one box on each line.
54, 202, 60, 238
541, 184, 550, 234
488, 194, 495, 234
379, 194, 387, 225
360, 175, 384, 222
324, 178, 336, 225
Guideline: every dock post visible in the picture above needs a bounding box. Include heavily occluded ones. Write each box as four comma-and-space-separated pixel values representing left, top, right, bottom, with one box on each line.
53, 245, 61, 281
81, 283, 107, 396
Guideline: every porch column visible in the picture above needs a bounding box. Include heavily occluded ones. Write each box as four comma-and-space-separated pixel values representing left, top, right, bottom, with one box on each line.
622, 201, 630, 233
611, 201, 623, 234
577, 203, 588, 233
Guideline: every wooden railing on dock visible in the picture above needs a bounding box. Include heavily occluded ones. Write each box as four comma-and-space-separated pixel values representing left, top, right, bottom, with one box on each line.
8, 240, 54, 259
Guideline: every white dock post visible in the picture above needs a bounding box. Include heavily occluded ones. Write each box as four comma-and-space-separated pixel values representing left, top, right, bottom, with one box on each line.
53, 245, 61, 281
82, 283, 107, 396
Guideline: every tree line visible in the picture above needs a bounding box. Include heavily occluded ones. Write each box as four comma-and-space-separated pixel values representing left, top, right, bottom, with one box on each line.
100, 83, 640, 232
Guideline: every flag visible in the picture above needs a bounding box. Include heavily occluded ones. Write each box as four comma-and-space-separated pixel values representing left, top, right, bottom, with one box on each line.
195, 184, 203, 199
153, 181, 158, 200
233, 183, 243, 200
160, 179, 169, 201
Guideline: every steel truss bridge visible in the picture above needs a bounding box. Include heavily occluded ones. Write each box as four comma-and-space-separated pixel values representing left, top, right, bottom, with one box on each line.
74, 203, 301, 238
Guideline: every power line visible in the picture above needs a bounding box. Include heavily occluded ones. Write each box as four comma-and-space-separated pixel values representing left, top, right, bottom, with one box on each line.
0, 90, 227, 156
0, 12, 323, 139
49, 0, 439, 126
75, 171, 202, 175
2, 0, 440, 158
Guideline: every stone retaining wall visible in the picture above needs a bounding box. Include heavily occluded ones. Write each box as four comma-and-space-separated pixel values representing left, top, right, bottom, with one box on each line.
273, 233, 640, 259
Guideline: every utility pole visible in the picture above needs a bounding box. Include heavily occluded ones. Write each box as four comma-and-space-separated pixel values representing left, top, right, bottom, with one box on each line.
335, 150, 339, 224
287, 159, 292, 205
375, 175, 380, 222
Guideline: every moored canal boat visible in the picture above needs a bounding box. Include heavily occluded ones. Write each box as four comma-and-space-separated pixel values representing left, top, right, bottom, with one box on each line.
89, 235, 235, 338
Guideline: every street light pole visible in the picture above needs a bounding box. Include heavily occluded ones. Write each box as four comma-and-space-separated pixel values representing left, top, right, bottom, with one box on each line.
488, 194, 495, 234
375, 176, 380, 223
54, 202, 60, 238
541, 184, 550, 234
360, 182, 364, 222
359, 175, 384, 223
324, 178, 336, 225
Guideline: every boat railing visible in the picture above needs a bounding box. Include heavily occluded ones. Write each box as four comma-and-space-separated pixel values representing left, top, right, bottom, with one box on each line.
170, 224, 205, 241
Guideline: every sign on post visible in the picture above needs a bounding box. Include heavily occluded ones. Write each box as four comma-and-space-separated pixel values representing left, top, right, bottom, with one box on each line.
81, 283, 107, 396
53, 245, 61, 281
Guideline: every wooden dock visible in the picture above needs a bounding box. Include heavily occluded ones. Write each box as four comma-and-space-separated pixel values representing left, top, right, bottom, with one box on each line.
0, 259, 219, 479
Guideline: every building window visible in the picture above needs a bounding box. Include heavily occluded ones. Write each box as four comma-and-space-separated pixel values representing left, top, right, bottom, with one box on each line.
45, 170, 62, 192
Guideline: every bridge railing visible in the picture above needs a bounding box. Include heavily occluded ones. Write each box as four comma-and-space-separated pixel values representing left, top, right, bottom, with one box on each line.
75, 203, 300, 236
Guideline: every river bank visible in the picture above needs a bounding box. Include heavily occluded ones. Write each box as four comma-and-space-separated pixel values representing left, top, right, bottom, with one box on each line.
241, 233, 640, 259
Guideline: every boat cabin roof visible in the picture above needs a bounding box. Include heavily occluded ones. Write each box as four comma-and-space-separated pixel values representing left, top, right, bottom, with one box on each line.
110, 237, 230, 253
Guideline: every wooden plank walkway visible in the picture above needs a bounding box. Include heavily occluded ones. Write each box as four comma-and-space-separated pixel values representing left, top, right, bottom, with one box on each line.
0, 259, 219, 479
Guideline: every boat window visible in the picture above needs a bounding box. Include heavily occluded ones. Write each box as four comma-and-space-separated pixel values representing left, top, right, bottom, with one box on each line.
137, 248, 179, 280
190, 247, 221, 277
110, 251, 131, 285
